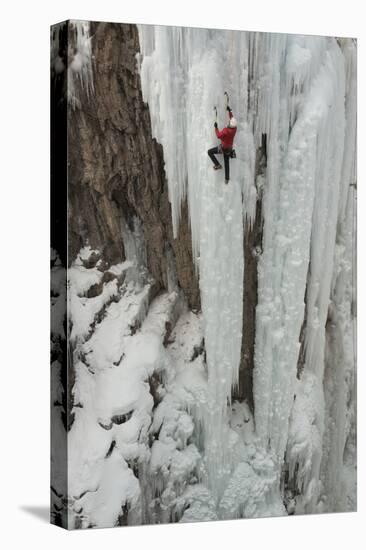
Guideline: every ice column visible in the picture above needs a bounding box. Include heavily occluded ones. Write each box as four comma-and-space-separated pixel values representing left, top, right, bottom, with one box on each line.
253, 35, 347, 470
319, 39, 357, 513
138, 25, 255, 498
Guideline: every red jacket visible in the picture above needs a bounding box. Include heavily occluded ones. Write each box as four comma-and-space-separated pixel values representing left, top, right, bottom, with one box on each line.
215, 111, 236, 149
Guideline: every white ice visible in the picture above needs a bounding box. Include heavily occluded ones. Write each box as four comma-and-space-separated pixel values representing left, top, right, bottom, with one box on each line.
138, 27, 356, 516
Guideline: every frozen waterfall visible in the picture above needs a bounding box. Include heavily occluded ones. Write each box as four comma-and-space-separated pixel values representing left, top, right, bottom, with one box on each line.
57, 23, 356, 528
138, 26, 356, 512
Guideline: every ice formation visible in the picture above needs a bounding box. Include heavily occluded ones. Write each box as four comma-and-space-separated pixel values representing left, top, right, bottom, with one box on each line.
54, 26, 356, 528
138, 27, 356, 516
51, 21, 94, 108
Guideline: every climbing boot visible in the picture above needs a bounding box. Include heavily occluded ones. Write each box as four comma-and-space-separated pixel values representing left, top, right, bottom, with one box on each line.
213, 165, 222, 171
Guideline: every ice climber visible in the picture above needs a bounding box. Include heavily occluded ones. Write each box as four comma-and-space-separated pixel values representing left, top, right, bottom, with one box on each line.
208, 105, 237, 184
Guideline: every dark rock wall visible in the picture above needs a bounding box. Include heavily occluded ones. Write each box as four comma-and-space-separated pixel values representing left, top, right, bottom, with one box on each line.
50, 22, 69, 527
234, 135, 266, 411
68, 22, 200, 309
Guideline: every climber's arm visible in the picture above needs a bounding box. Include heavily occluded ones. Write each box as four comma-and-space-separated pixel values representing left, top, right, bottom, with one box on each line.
215, 126, 225, 139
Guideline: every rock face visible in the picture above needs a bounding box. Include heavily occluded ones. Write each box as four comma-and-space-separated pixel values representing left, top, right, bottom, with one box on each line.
68, 22, 200, 310
51, 21, 203, 528
235, 135, 266, 411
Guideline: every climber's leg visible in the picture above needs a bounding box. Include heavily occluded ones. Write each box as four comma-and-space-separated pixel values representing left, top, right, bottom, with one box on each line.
208, 147, 222, 169
224, 153, 230, 183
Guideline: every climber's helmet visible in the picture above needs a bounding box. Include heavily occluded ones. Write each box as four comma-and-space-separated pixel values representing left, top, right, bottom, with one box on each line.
228, 117, 237, 128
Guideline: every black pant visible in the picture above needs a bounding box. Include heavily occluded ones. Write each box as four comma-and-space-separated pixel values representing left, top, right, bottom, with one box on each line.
208, 146, 230, 181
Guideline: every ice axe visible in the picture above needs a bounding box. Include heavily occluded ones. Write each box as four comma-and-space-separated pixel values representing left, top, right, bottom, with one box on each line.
213, 105, 218, 123
224, 91, 230, 108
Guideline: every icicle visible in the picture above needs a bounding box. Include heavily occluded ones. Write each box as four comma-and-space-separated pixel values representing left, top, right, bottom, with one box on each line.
318, 38, 357, 513
252, 36, 348, 477
138, 25, 252, 499
68, 21, 94, 108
